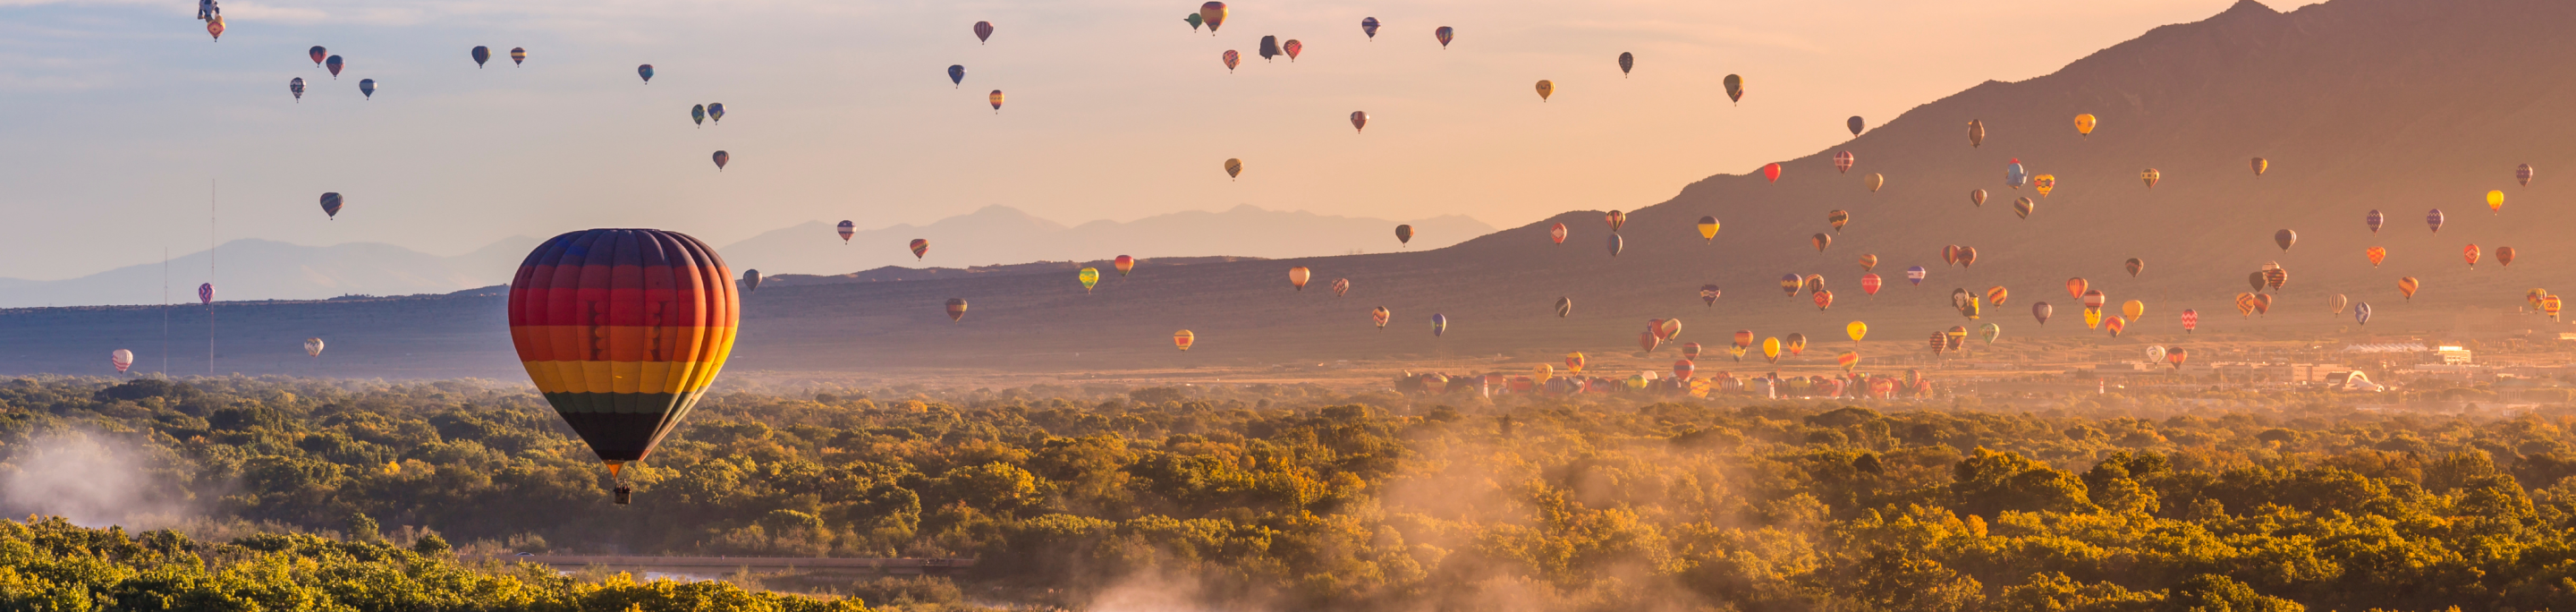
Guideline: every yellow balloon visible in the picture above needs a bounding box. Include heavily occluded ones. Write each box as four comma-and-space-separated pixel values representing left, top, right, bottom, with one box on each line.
1078, 268, 1100, 293
1865, 173, 1885, 192
1533, 364, 1554, 383
1698, 217, 1720, 241
2084, 308, 2103, 330
1845, 320, 1868, 342
1761, 337, 1782, 361
2073, 114, 2097, 136
2033, 174, 2057, 197
2120, 299, 2144, 322
2488, 190, 2505, 212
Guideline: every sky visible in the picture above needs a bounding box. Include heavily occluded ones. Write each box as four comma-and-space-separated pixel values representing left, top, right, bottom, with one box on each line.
0, 0, 2316, 281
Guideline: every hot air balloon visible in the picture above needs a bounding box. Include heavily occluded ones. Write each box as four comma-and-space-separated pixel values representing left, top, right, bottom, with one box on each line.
1606, 234, 1623, 257
1761, 337, 1782, 363
1732, 329, 1753, 350
2166, 348, 2189, 369
1979, 324, 2000, 344
512, 47, 526, 65
1360, 16, 1377, 38
1618, 52, 1633, 76
1700, 285, 1720, 306
1222, 50, 1240, 72
1078, 268, 1100, 293
360, 79, 377, 99
1778, 274, 1802, 297
1762, 163, 1782, 183
318, 192, 343, 219
741, 269, 761, 293
1967, 119, 1986, 147
1811, 234, 1831, 252
1724, 74, 1744, 105
327, 55, 345, 79
2121, 300, 2145, 323
1639, 331, 1661, 353
2124, 259, 2144, 277
1554, 297, 1572, 318
2004, 158, 2028, 188
2085, 308, 2104, 329
1698, 217, 1720, 242
910, 239, 929, 259
1114, 255, 1135, 276
1865, 174, 1885, 192
638, 64, 654, 83
1430, 315, 1447, 336
1957, 247, 1978, 268
309, 47, 327, 66
2465, 244, 2482, 268
2012, 198, 2035, 219
2428, 209, 2445, 233
1288, 267, 1311, 291
1860, 274, 1882, 295
1672, 360, 1695, 380
2144, 346, 2165, 364
111, 350, 133, 373
1534, 364, 1555, 384
1986, 286, 2009, 307
1394, 225, 1414, 247
973, 21, 995, 43
2258, 293, 2275, 316
2353, 302, 2373, 325
509, 229, 738, 500
2105, 316, 2126, 337
1351, 111, 1368, 132
990, 90, 1004, 112
1832, 151, 1853, 174
1970, 189, 1987, 207
1332, 278, 1351, 297
691, 104, 708, 127
2178, 309, 2199, 333
1658, 319, 1682, 341
2274, 229, 2297, 251
472, 46, 491, 67
2250, 157, 2267, 177
1823, 211, 1852, 234
1200, 3, 1227, 32
2366, 209, 2385, 234
2032, 174, 2055, 197
708, 102, 725, 123
2547, 295, 2563, 320
199, 283, 214, 304
1534, 80, 1554, 101
1804, 276, 1826, 295
2141, 168, 2160, 189
945, 298, 968, 321
207, 16, 223, 40
1550, 223, 1568, 245
1435, 26, 1453, 47
290, 77, 304, 101
1680, 343, 1702, 361
1284, 40, 1302, 61
1372, 307, 1391, 329
711, 150, 727, 170
2032, 302, 2053, 325
1945, 327, 1969, 352
2073, 114, 2097, 136
2327, 293, 2348, 315
1845, 321, 1868, 343
1928, 332, 1947, 356
1786, 333, 1808, 356
1604, 210, 1626, 233
833, 221, 855, 243
1858, 254, 1878, 271
2498, 246, 2516, 268
1906, 267, 1927, 286
2081, 290, 2106, 312
2488, 190, 2505, 214
2518, 164, 2535, 187
1846, 116, 1864, 136
1814, 291, 1835, 310
1943, 245, 1962, 267
1566, 352, 1587, 372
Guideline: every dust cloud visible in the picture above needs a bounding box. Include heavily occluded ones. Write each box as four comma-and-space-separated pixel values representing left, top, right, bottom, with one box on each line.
0, 431, 191, 528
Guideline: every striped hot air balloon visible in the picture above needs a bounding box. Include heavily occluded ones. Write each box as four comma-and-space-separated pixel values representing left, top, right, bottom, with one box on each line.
318, 192, 343, 219
837, 221, 855, 242
111, 350, 133, 374
1701, 285, 1721, 306
1860, 274, 1882, 295
508, 229, 737, 497
2181, 309, 2198, 333
1832, 151, 1854, 174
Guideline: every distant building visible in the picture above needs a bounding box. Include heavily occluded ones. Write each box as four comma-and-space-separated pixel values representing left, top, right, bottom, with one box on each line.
2341, 343, 2428, 353
2432, 345, 2472, 365
2323, 371, 2383, 392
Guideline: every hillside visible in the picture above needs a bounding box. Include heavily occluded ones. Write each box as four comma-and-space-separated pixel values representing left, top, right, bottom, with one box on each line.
3, 0, 2572, 378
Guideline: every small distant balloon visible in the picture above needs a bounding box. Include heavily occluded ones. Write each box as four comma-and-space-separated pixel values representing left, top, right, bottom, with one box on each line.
1351, 111, 1368, 132
290, 77, 305, 101
711, 150, 728, 170
318, 192, 343, 219
359, 79, 376, 99
973, 21, 995, 43
911, 238, 929, 259
1199, 2, 1228, 33
1724, 74, 1744, 105
1361, 17, 1379, 39
472, 46, 491, 67
1845, 116, 1864, 136
1435, 26, 1453, 47
327, 55, 344, 79
638, 64, 654, 83
511, 47, 526, 65
309, 46, 327, 66
1618, 52, 1633, 76
949, 65, 965, 87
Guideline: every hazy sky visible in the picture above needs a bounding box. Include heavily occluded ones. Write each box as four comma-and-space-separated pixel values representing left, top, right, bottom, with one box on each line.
0, 0, 2310, 281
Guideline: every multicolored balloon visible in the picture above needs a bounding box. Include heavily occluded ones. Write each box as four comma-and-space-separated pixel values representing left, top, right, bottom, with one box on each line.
1435, 26, 1453, 47
1174, 330, 1196, 350
1078, 268, 1100, 293
1115, 255, 1135, 276
910, 238, 928, 259
508, 229, 738, 491
945, 298, 968, 321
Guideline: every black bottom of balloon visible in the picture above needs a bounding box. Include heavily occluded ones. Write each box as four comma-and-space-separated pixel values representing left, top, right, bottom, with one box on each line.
543, 391, 701, 462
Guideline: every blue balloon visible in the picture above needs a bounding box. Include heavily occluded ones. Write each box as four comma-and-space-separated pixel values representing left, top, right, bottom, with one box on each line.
948, 64, 965, 87
2353, 302, 2372, 325
1430, 314, 1447, 336
638, 64, 655, 83
1905, 266, 1927, 285
2004, 159, 2029, 188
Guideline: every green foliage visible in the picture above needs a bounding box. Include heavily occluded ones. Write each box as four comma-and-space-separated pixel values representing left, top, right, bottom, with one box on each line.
3, 377, 2576, 611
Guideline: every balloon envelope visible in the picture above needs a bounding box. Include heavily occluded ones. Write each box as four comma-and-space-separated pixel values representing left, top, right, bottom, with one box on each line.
508, 229, 737, 468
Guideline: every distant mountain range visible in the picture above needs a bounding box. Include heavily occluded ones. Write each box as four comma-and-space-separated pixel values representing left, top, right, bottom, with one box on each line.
715, 205, 1494, 277
0, 206, 1489, 307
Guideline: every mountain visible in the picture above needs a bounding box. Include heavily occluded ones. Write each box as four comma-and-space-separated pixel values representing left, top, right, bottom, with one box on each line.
716, 205, 1494, 276
2, 0, 2568, 378
0, 237, 542, 308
